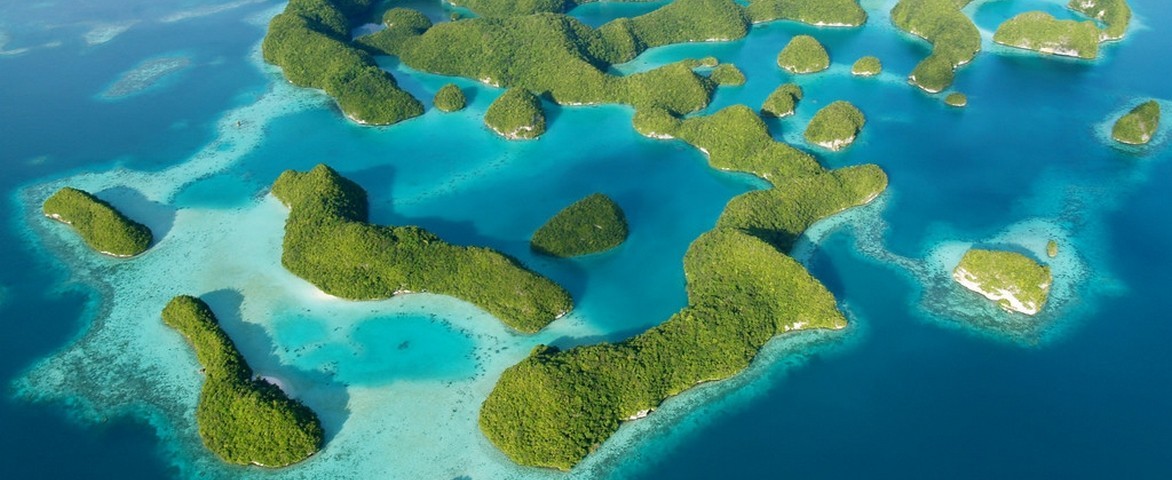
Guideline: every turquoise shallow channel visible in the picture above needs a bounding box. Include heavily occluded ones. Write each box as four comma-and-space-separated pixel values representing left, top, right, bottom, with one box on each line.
1, 0, 1171, 478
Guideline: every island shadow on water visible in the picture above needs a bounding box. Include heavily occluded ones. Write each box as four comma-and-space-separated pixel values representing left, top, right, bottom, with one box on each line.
199, 289, 352, 444
94, 186, 177, 245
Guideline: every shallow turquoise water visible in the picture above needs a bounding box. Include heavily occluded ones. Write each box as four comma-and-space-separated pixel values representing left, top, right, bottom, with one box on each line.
1, 0, 1171, 478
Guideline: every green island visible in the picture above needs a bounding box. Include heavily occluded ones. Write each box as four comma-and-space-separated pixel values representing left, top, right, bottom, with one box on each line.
270, 164, 572, 333
483, 102, 887, 470
454, 0, 867, 28
760, 83, 803, 117
162, 295, 323, 467
485, 89, 547, 140
776, 34, 830, 74
262, 0, 423, 125
530, 193, 629, 257
42, 187, 152, 257
952, 249, 1052, 316
1111, 100, 1161, 145
945, 92, 967, 107
804, 101, 865, 151
433, 83, 467, 112
709, 63, 747, 86
1047, 240, 1059, 258
851, 56, 882, 76
1068, 0, 1132, 41
993, 12, 1100, 59
891, 0, 980, 93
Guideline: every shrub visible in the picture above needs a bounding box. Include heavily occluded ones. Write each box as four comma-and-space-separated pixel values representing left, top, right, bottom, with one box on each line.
43, 187, 152, 257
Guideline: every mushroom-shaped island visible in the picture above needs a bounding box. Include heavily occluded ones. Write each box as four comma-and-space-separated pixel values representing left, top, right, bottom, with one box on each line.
485, 88, 547, 140
434, 83, 467, 112
1112, 100, 1160, 145
777, 35, 830, 74
804, 101, 865, 151
761, 83, 803, 117
851, 56, 882, 76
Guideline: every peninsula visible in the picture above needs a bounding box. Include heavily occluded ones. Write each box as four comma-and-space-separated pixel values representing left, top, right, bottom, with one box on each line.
891, 0, 980, 93
952, 249, 1052, 315
271, 165, 572, 333
1112, 100, 1161, 145
43, 187, 152, 257
1068, 0, 1132, 41
531, 193, 628, 257
162, 295, 323, 467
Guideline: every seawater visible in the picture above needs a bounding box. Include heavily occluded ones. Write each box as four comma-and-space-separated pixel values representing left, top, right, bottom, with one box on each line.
1, 0, 1170, 479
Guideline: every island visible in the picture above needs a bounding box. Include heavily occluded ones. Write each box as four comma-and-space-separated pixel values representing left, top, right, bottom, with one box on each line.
433, 83, 467, 112
1047, 240, 1059, 258
777, 34, 830, 74
162, 295, 323, 467
804, 101, 865, 151
1112, 100, 1160, 145
271, 164, 572, 333
952, 249, 1052, 315
891, 0, 981, 93
710, 63, 747, 86
851, 56, 882, 76
1068, 0, 1132, 41
262, 0, 423, 125
530, 193, 629, 257
485, 89, 547, 140
760, 83, 803, 117
945, 92, 967, 107
483, 102, 887, 470
993, 12, 1100, 59
42, 187, 152, 257
456, 0, 868, 28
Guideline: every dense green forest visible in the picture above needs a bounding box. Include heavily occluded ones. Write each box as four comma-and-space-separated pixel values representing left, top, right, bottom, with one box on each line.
162, 295, 323, 467
890, 0, 980, 93
43, 187, 152, 257
1068, 0, 1131, 41
434, 83, 468, 112
485, 89, 547, 139
1112, 100, 1161, 145
531, 193, 629, 257
760, 83, 803, 117
262, 0, 422, 125
851, 56, 882, 76
804, 101, 866, 151
271, 165, 572, 333
776, 34, 830, 74
993, 11, 1100, 59
953, 249, 1052, 314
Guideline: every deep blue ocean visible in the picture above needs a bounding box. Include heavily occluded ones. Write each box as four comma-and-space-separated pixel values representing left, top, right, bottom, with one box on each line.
1, 0, 1170, 478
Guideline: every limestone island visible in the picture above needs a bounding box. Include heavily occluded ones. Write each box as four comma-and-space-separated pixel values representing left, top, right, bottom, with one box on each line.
485, 88, 546, 140
43, 187, 152, 257
162, 295, 323, 467
271, 164, 572, 333
993, 12, 1100, 59
891, 0, 981, 93
1112, 100, 1160, 145
945, 92, 967, 107
851, 56, 882, 76
761, 83, 803, 118
433, 83, 467, 112
952, 249, 1052, 316
531, 193, 629, 257
709, 63, 746, 86
1047, 240, 1059, 258
804, 101, 865, 151
777, 35, 830, 74
484, 102, 888, 471
1068, 0, 1132, 41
